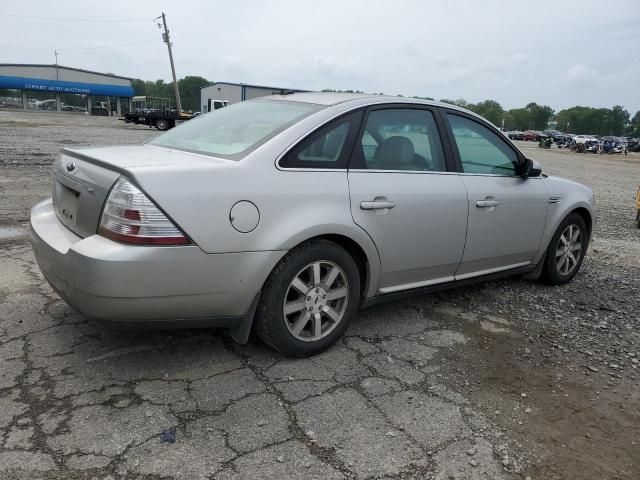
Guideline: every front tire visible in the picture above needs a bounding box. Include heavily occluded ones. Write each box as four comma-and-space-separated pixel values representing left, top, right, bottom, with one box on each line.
542, 213, 589, 285
255, 240, 360, 357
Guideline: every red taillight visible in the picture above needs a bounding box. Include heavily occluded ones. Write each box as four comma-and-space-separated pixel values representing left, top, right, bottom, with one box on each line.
98, 177, 190, 246
122, 209, 141, 221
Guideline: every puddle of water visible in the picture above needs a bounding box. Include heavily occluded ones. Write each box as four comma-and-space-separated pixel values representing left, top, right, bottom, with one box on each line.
0, 226, 28, 240
480, 320, 510, 334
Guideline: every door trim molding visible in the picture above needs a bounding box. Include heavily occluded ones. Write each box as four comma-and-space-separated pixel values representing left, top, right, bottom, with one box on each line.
361, 264, 536, 308
378, 275, 455, 294
454, 262, 531, 281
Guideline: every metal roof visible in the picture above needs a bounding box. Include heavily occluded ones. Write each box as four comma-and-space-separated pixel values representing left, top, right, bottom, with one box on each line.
260, 92, 481, 118
199, 81, 308, 92
0, 64, 132, 81
263, 92, 375, 105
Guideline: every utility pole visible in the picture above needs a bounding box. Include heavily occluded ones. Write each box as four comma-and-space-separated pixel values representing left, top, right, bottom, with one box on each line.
158, 12, 182, 115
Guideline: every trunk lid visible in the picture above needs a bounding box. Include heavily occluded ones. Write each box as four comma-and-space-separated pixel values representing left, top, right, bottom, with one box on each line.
52, 145, 231, 238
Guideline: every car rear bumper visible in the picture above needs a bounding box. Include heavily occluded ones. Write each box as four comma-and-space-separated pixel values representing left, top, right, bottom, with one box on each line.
30, 198, 285, 323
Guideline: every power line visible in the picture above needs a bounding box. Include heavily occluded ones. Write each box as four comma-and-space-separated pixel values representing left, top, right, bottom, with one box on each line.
0, 39, 156, 51
0, 13, 153, 23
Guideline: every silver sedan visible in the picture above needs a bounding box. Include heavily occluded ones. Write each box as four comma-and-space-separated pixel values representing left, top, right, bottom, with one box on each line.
30, 93, 595, 356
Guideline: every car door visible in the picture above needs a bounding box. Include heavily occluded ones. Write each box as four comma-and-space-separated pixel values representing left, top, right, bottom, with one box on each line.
442, 110, 548, 278
348, 106, 468, 293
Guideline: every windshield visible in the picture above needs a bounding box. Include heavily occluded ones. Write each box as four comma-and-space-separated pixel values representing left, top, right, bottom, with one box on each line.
149, 100, 321, 159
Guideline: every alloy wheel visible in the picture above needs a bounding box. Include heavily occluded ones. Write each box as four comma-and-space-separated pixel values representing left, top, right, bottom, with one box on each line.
555, 224, 583, 276
283, 261, 349, 342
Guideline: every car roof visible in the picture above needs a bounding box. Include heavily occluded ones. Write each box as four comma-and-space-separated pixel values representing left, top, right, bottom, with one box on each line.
261, 91, 482, 117
264, 92, 376, 106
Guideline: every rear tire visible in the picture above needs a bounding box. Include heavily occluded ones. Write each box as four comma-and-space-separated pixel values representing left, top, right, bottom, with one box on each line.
542, 213, 589, 285
155, 118, 170, 131
255, 240, 360, 357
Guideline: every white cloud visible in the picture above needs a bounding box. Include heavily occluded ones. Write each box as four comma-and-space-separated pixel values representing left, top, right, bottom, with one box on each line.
1, 0, 638, 112
433, 54, 451, 67
564, 64, 601, 84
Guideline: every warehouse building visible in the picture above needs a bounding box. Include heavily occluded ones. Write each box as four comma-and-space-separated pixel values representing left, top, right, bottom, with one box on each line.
0, 64, 134, 115
200, 81, 307, 113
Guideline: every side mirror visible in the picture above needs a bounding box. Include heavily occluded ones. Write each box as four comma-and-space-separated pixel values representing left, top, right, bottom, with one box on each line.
522, 158, 542, 177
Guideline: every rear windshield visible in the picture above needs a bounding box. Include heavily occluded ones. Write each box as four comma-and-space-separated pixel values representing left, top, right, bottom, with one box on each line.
149, 100, 321, 159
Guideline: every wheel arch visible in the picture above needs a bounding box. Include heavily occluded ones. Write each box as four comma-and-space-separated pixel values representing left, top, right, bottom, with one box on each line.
313, 233, 370, 298
533, 200, 595, 266
571, 206, 593, 237
279, 227, 381, 300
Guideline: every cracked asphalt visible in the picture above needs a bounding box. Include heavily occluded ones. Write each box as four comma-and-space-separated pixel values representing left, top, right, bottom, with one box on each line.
1, 111, 639, 480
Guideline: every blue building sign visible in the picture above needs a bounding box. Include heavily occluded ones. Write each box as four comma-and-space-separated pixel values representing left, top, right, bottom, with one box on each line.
0, 75, 134, 97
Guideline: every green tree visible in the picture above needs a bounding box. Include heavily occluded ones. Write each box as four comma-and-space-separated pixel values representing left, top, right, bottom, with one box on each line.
504, 104, 553, 130
555, 106, 629, 135
525, 103, 554, 130
321, 89, 364, 93
606, 105, 629, 136
629, 111, 640, 137
472, 100, 504, 127
177, 76, 210, 112
132, 79, 172, 98
131, 79, 148, 96
132, 77, 210, 112
506, 108, 528, 130
439, 98, 473, 109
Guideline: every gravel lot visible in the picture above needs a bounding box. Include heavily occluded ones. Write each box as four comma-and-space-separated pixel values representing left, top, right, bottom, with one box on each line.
1, 110, 639, 480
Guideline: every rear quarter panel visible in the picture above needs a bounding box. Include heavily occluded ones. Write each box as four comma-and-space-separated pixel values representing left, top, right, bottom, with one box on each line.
128, 156, 382, 297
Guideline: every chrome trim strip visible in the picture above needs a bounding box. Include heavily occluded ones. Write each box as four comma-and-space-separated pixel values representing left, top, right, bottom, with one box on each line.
378, 275, 455, 294
457, 173, 542, 178
454, 262, 531, 281
349, 169, 457, 175
276, 168, 347, 173
278, 168, 458, 175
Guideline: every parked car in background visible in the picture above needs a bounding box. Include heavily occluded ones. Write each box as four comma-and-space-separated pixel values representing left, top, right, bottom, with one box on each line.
626, 138, 640, 152
30, 93, 595, 357
508, 130, 524, 140
523, 130, 546, 141
635, 185, 640, 229
543, 130, 568, 143
573, 134, 598, 144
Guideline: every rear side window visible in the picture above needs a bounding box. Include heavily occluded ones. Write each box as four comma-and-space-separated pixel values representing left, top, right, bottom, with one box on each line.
280, 111, 362, 169
446, 113, 519, 176
350, 108, 446, 171
149, 100, 320, 159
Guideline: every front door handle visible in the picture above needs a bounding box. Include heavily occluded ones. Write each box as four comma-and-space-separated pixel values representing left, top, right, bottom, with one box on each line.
476, 199, 501, 208
360, 200, 396, 210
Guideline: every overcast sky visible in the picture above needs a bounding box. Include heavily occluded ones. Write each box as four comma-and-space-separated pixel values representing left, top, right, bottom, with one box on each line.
2, 0, 639, 112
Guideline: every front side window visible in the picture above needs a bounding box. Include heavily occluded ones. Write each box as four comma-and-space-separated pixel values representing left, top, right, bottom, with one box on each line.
280, 111, 361, 168
149, 100, 321, 159
446, 113, 519, 175
351, 108, 446, 171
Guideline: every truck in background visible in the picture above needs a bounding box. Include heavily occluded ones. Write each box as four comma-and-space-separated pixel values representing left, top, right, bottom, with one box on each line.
121, 96, 195, 131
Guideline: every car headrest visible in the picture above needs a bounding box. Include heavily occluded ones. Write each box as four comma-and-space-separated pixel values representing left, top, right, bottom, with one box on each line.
377, 136, 415, 168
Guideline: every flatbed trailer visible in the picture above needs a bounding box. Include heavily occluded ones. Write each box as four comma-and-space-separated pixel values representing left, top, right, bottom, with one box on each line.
121, 111, 193, 130
120, 96, 194, 131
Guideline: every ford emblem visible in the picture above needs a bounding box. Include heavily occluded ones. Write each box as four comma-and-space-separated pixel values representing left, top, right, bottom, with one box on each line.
66, 161, 77, 172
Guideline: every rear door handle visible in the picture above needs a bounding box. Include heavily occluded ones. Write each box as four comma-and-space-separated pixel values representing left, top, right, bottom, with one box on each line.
360, 200, 396, 210
476, 199, 501, 208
